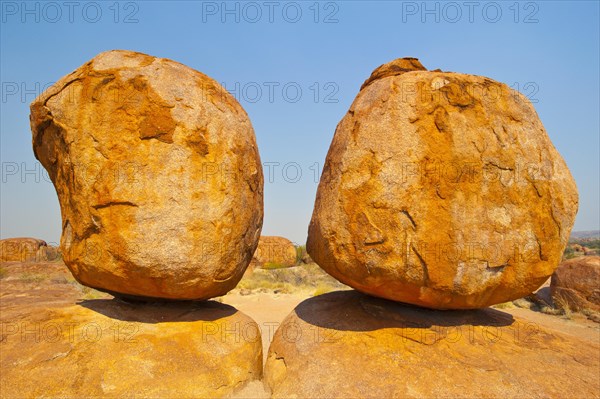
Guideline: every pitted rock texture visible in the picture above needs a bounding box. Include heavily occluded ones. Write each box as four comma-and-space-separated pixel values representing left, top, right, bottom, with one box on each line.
307, 57, 578, 309
30, 50, 263, 300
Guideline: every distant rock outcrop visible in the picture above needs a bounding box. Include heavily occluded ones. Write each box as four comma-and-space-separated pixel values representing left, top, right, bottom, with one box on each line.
307, 57, 578, 309
251, 236, 297, 269
264, 290, 599, 398
0, 237, 55, 262
551, 256, 600, 311
30, 50, 263, 300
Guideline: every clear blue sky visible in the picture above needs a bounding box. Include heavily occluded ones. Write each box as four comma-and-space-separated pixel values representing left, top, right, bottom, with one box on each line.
1, 1, 598, 245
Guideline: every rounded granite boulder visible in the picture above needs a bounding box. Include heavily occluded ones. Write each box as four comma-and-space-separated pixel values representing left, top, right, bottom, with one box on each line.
307, 57, 578, 309
30, 50, 263, 300
251, 236, 298, 269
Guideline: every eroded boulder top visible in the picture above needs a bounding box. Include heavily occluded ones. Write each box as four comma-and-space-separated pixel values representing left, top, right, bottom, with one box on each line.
360, 57, 428, 90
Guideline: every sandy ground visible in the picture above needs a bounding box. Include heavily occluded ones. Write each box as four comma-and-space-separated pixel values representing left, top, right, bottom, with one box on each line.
221, 292, 309, 363
221, 292, 309, 399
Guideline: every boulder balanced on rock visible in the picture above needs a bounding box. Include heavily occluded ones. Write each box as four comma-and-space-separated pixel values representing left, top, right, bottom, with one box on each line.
307, 57, 578, 309
30, 50, 263, 300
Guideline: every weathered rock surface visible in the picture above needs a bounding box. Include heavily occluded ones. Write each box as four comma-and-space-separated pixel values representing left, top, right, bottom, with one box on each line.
251, 236, 297, 268
551, 256, 600, 311
264, 290, 600, 398
0, 261, 263, 398
30, 50, 263, 300
0, 237, 56, 262
307, 57, 578, 309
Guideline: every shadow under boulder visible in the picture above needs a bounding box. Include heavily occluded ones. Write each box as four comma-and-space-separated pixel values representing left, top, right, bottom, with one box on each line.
264, 290, 600, 398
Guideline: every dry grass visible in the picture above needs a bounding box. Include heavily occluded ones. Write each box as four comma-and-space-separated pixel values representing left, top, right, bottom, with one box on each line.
551, 293, 574, 319
79, 285, 108, 300
235, 263, 348, 295
261, 262, 288, 270
18, 272, 46, 284
492, 302, 515, 310
510, 293, 600, 322
539, 305, 564, 316
512, 297, 534, 309
312, 283, 336, 297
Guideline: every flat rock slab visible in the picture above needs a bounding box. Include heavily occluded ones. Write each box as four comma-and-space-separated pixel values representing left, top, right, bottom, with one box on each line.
264, 290, 600, 398
0, 262, 263, 398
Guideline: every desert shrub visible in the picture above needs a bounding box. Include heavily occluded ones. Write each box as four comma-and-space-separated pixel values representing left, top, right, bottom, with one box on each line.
562, 246, 577, 260
295, 245, 307, 264
588, 239, 600, 249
